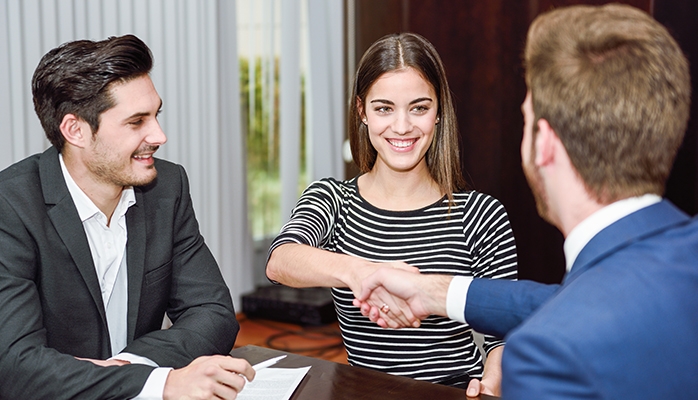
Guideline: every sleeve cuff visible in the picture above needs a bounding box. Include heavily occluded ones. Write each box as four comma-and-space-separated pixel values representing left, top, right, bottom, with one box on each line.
132, 367, 173, 400
446, 275, 472, 324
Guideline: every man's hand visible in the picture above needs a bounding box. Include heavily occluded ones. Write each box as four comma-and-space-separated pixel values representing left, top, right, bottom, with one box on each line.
466, 346, 503, 398
347, 261, 419, 296
163, 355, 254, 400
75, 357, 130, 367
353, 268, 453, 328
466, 377, 500, 398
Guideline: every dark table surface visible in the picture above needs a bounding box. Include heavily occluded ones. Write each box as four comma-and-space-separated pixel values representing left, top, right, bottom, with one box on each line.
231, 345, 500, 400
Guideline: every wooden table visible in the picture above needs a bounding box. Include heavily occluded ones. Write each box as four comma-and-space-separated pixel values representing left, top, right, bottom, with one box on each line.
231, 345, 500, 400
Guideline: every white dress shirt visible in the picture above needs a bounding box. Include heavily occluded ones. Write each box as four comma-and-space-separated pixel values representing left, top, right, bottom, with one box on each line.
446, 194, 662, 324
59, 155, 171, 399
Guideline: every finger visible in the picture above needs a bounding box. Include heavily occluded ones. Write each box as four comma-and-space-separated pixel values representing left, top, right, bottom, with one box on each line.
383, 315, 401, 329
373, 306, 419, 328
381, 312, 414, 329
212, 378, 243, 400
478, 377, 499, 396
220, 357, 255, 382
226, 374, 249, 395
211, 366, 250, 394
75, 357, 126, 367
369, 305, 380, 321
390, 296, 418, 326
360, 302, 372, 316
466, 378, 482, 398
363, 287, 418, 328
352, 298, 373, 317
380, 304, 415, 329
369, 299, 408, 327
351, 298, 365, 313
374, 316, 389, 328
369, 305, 398, 328
372, 292, 415, 327
373, 302, 410, 329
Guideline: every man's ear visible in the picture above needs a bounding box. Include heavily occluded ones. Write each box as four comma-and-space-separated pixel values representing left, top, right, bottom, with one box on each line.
59, 114, 88, 148
533, 118, 559, 167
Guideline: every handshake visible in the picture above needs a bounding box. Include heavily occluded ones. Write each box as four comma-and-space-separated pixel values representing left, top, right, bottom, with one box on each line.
351, 265, 455, 329
351, 265, 502, 398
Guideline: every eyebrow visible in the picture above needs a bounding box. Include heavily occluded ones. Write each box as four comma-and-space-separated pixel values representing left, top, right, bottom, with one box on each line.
369, 97, 433, 105
124, 99, 164, 121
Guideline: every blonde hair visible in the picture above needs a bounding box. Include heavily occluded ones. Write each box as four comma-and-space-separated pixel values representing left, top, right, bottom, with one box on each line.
525, 4, 690, 202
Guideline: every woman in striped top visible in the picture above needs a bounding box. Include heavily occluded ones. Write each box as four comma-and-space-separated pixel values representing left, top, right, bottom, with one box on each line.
266, 32, 517, 392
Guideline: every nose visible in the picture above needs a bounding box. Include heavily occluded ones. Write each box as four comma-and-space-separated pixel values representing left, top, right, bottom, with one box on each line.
148, 120, 168, 145
391, 111, 413, 136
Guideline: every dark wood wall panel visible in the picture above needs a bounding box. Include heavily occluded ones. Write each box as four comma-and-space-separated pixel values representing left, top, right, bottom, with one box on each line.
351, 0, 696, 284
403, 1, 567, 283
655, 0, 698, 216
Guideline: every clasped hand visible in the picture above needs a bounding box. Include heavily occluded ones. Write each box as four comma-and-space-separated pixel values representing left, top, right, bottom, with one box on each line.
353, 268, 501, 398
352, 266, 444, 329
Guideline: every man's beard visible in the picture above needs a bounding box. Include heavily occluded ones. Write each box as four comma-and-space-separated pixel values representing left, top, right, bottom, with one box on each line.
523, 153, 553, 225
88, 141, 159, 188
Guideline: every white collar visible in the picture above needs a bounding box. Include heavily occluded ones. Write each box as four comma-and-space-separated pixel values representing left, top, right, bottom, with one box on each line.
563, 194, 661, 272
59, 153, 135, 222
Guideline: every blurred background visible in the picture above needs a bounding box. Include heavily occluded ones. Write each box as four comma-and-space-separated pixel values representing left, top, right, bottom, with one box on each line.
1, 0, 696, 307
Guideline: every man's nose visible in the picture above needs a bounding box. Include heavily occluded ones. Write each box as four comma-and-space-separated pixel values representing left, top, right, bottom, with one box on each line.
147, 121, 167, 145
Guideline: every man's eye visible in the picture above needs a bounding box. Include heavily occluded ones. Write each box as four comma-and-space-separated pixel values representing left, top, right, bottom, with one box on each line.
129, 120, 144, 126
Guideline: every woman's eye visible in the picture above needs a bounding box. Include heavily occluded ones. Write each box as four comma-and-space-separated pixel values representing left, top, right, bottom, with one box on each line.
412, 105, 429, 113
374, 106, 392, 114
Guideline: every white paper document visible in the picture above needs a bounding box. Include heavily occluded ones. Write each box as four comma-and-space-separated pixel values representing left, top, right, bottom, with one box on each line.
237, 366, 311, 400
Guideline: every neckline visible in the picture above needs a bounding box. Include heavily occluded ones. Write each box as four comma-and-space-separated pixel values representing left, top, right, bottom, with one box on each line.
349, 175, 448, 214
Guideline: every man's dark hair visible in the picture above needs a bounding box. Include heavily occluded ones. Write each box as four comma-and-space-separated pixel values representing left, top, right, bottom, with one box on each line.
32, 34, 153, 151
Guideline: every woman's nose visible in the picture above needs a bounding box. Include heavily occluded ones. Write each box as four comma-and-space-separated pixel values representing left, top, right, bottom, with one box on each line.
391, 112, 413, 135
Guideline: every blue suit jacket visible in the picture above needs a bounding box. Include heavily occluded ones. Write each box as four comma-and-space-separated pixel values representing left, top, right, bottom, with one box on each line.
466, 200, 698, 399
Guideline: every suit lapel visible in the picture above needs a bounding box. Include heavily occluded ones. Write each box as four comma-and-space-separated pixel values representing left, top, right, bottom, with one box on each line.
126, 189, 146, 343
40, 147, 107, 325
564, 200, 690, 285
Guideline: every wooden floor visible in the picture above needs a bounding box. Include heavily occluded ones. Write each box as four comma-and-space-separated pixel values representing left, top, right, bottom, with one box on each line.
233, 313, 348, 364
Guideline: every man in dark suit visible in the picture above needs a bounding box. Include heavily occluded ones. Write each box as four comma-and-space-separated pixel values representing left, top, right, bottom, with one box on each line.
353, 4, 698, 399
0, 35, 254, 399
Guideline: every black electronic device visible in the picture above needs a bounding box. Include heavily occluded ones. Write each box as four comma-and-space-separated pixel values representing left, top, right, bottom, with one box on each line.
241, 285, 337, 326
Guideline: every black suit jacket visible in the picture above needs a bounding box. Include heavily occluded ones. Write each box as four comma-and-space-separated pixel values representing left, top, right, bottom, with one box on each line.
0, 146, 238, 399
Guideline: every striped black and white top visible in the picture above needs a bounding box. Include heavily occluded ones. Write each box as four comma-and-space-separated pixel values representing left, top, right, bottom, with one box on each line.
269, 177, 517, 386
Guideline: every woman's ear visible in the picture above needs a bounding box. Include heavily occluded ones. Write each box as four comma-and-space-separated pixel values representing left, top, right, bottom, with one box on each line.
59, 114, 88, 148
356, 97, 367, 124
